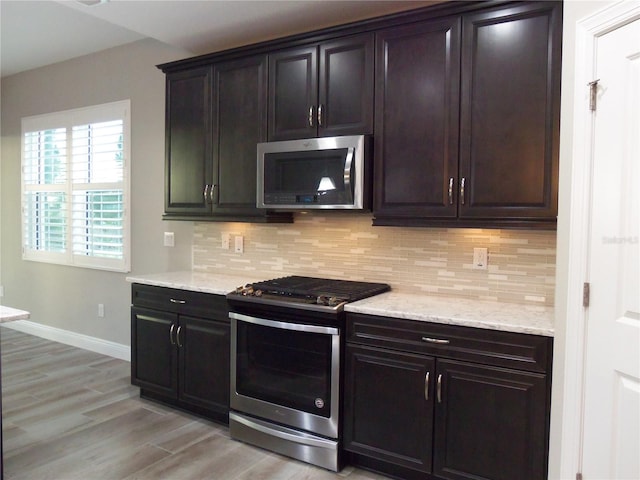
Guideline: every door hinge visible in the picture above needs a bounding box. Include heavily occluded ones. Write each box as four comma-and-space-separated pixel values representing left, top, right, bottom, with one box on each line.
583, 282, 590, 308
576, 472, 583, 480
588, 79, 600, 111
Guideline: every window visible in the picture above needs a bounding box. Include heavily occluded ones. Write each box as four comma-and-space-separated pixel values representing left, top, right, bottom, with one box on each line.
22, 100, 130, 272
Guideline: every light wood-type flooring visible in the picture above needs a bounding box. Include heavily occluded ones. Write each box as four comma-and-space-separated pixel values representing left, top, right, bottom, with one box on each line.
1, 327, 389, 480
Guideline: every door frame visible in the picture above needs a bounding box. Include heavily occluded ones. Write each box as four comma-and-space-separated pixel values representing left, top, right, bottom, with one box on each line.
551, 2, 640, 478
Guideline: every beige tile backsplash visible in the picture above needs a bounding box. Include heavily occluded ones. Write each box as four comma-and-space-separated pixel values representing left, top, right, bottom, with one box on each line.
193, 213, 556, 305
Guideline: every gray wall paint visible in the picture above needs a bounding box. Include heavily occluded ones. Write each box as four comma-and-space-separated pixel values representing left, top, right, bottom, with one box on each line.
0, 39, 193, 346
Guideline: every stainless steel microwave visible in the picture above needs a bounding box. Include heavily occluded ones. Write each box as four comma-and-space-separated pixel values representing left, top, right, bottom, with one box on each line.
257, 135, 371, 210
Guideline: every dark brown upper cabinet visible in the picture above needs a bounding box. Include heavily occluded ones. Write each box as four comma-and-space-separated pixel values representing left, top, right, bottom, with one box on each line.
164, 67, 213, 216
163, 58, 291, 222
268, 33, 374, 141
373, 1, 561, 229
373, 17, 461, 221
160, 1, 561, 228
211, 55, 290, 222
458, 2, 561, 223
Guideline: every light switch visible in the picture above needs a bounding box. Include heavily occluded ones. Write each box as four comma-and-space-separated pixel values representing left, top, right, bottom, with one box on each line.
235, 235, 244, 254
221, 233, 230, 250
473, 248, 488, 270
164, 232, 175, 247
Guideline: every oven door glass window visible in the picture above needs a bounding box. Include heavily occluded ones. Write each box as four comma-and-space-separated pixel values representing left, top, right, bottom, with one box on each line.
236, 321, 333, 418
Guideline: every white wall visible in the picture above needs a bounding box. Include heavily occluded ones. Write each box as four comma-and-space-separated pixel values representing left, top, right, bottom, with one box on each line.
0, 39, 193, 347
549, 1, 615, 479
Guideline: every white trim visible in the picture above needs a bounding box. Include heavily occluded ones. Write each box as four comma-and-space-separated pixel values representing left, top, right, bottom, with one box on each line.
2, 320, 131, 362
554, 2, 640, 479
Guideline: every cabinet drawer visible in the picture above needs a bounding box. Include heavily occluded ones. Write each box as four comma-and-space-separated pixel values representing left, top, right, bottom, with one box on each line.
346, 313, 552, 373
131, 284, 228, 321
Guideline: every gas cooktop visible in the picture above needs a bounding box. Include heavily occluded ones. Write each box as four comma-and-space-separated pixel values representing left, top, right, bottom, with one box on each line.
227, 275, 390, 312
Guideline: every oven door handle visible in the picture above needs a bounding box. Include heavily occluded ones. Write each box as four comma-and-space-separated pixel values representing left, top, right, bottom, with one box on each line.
229, 312, 339, 336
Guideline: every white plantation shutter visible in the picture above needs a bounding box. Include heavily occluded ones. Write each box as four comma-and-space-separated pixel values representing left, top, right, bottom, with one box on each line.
21, 101, 130, 272
22, 128, 68, 259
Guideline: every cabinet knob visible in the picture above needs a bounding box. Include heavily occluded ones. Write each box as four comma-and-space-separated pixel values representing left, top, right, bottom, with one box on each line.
448, 177, 454, 205
437, 374, 443, 403
460, 177, 466, 205
170, 298, 186, 304
203, 185, 210, 204
317, 104, 324, 127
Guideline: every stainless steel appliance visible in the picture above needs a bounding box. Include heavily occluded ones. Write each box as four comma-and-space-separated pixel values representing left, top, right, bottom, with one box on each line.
256, 135, 372, 210
227, 276, 390, 471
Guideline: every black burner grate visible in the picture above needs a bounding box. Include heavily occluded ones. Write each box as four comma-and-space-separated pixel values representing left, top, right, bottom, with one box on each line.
250, 276, 390, 302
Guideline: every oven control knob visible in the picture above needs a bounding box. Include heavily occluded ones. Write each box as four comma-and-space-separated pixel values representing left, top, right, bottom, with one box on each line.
315, 398, 325, 409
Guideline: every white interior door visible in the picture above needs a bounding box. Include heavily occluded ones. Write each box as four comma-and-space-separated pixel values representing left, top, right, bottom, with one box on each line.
581, 16, 640, 480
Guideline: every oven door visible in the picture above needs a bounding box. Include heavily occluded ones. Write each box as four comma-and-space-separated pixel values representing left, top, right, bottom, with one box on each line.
230, 312, 340, 439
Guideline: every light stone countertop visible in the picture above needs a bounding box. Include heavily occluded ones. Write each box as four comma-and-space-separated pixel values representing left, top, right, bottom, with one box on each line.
126, 270, 263, 295
345, 292, 554, 337
126, 271, 554, 337
0, 305, 31, 323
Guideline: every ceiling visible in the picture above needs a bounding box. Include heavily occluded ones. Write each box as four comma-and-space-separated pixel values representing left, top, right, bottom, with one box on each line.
0, 0, 436, 78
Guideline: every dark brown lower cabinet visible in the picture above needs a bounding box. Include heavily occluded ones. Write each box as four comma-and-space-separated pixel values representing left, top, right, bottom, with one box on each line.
434, 360, 548, 480
345, 345, 435, 474
344, 314, 552, 480
131, 284, 230, 424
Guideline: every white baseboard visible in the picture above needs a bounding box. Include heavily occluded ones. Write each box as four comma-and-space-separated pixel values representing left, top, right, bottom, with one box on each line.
2, 320, 131, 362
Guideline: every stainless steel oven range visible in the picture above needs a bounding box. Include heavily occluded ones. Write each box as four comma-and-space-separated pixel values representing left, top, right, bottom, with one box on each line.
226, 276, 390, 472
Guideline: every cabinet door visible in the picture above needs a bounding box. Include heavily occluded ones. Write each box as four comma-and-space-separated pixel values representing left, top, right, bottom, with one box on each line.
373, 17, 461, 222
318, 34, 374, 137
458, 2, 561, 221
178, 316, 230, 417
344, 344, 435, 473
434, 360, 548, 480
212, 55, 268, 216
131, 307, 178, 398
164, 67, 213, 215
268, 46, 317, 141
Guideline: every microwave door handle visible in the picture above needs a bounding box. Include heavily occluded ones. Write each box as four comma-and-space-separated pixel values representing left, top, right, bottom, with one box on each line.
343, 147, 355, 197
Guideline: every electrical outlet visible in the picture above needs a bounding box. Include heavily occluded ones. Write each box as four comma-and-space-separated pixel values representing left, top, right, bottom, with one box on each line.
235, 235, 244, 254
163, 232, 175, 247
221, 233, 230, 250
98, 304, 105, 318
473, 248, 488, 270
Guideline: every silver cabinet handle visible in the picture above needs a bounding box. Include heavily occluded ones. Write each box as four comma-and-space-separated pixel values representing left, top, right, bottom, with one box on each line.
460, 177, 466, 205
176, 326, 183, 348
425, 371, 430, 401
170, 298, 186, 304
317, 104, 323, 127
169, 323, 176, 345
448, 177, 454, 205
308, 106, 315, 128
203, 184, 210, 203
422, 337, 450, 345
437, 374, 443, 403
210, 184, 217, 204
